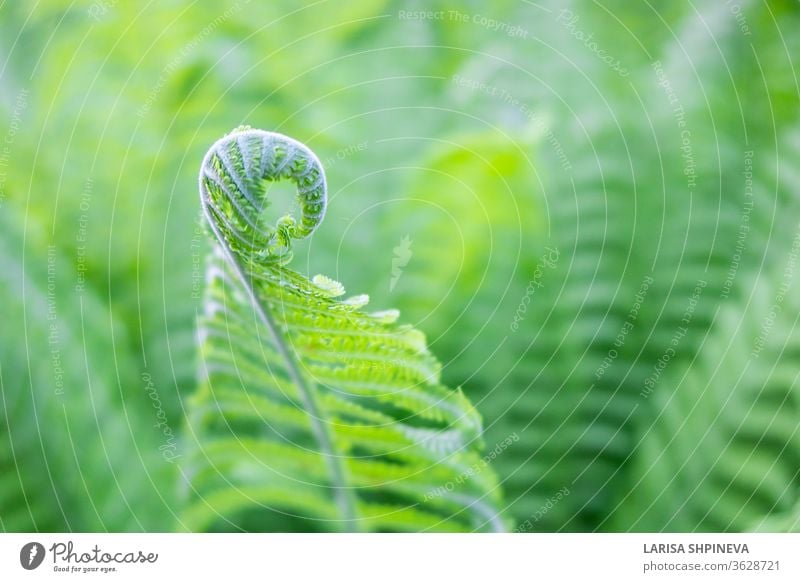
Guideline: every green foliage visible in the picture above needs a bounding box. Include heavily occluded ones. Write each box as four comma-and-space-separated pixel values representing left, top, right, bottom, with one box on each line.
609, 121, 800, 532
0, 212, 177, 531
182, 128, 505, 531
368, 0, 800, 531
1, 0, 798, 534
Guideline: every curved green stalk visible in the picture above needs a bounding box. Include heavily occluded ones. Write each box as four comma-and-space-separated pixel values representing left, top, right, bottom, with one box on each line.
199, 127, 357, 529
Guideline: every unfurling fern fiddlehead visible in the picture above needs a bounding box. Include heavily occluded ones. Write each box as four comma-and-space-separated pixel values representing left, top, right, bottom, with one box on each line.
199, 128, 327, 264
185, 127, 506, 532
198, 128, 353, 523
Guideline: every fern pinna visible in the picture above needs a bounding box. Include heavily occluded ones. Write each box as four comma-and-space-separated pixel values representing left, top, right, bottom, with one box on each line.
182, 127, 506, 532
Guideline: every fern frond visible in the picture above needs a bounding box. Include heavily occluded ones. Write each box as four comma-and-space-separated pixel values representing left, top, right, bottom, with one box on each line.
182, 127, 505, 532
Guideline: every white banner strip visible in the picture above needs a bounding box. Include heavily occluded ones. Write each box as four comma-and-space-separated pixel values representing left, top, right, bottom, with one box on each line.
1, 533, 798, 581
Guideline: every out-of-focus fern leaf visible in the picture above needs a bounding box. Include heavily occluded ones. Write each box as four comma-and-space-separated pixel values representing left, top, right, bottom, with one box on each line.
378, 0, 800, 532
603, 1, 800, 533
182, 127, 506, 532
609, 121, 800, 532
384, 119, 652, 530
0, 208, 176, 532
611, 246, 800, 531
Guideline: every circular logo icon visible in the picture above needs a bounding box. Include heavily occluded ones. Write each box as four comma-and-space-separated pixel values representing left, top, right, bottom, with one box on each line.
19, 542, 45, 570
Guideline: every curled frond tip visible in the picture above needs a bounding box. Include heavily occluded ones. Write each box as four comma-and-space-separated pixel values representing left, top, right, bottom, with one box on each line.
199, 128, 327, 264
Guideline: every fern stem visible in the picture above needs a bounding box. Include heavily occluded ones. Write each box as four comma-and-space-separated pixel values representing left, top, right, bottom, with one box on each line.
449, 493, 507, 532
216, 240, 360, 531
199, 128, 359, 531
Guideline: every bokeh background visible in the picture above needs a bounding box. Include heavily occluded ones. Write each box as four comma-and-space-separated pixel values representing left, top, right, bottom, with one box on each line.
1, 0, 799, 532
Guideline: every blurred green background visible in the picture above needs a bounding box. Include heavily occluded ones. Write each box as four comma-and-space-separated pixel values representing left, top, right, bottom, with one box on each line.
1, 0, 799, 532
